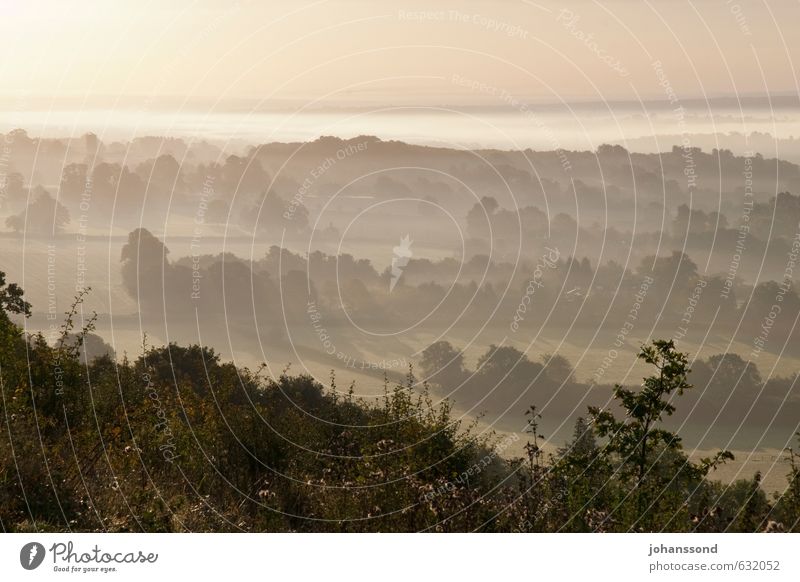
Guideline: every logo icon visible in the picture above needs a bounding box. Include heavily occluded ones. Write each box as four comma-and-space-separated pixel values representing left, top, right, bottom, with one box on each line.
390, 235, 413, 292
20, 542, 46, 570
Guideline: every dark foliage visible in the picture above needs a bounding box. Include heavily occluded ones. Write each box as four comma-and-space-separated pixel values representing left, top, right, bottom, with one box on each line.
1, 275, 798, 532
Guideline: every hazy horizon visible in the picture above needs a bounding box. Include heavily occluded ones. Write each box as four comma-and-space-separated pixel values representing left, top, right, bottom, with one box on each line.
3, 0, 800, 538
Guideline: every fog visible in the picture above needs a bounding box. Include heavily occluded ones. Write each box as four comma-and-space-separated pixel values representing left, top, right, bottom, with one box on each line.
1, 127, 797, 491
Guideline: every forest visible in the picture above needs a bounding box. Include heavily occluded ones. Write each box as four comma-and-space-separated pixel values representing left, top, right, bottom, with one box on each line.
3, 131, 800, 494
1, 272, 798, 532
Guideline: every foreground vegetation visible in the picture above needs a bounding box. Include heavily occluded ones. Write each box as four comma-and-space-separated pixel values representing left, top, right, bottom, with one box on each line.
1, 274, 798, 532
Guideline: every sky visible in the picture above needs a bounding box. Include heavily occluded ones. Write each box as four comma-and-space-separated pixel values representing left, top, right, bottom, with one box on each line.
1, 0, 798, 112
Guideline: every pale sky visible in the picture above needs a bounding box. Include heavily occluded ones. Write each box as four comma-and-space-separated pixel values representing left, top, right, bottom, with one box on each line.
0, 0, 798, 109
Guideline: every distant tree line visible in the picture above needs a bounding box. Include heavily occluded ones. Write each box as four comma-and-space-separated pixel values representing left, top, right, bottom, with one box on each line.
1, 273, 798, 532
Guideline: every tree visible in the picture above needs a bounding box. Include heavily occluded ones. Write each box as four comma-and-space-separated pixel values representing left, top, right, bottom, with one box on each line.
0, 271, 31, 319
558, 417, 597, 460
541, 353, 574, 386
706, 352, 762, 398
589, 340, 733, 527
736, 472, 770, 532
466, 196, 499, 239
62, 332, 115, 363
5, 187, 70, 235
221, 154, 270, 197
120, 228, 170, 307
419, 341, 467, 388
553, 416, 609, 532
772, 433, 800, 531
0, 171, 27, 212
242, 190, 308, 235
590, 340, 690, 487
59, 163, 90, 207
